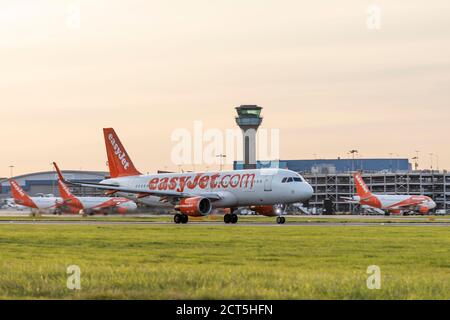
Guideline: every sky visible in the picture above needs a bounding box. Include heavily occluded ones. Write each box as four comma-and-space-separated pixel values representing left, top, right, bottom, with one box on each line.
1, 0, 449, 177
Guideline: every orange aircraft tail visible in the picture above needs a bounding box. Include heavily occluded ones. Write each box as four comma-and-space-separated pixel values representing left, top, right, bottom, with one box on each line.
103, 128, 141, 178
9, 180, 37, 208
53, 162, 77, 201
353, 172, 373, 199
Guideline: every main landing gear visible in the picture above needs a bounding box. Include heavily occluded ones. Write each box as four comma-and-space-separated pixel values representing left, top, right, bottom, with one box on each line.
174, 213, 189, 224
276, 216, 286, 224
224, 213, 238, 224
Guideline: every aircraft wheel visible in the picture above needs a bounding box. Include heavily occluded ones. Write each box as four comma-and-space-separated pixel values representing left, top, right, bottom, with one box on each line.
181, 214, 189, 224
174, 214, 182, 224
231, 214, 238, 224
224, 214, 232, 224
276, 216, 285, 224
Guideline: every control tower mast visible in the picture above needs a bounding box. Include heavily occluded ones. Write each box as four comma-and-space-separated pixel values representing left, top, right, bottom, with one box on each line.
235, 105, 263, 170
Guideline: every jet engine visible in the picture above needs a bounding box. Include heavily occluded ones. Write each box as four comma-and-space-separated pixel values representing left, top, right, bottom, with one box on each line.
418, 206, 430, 215
175, 197, 212, 216
252, 205, 283, 217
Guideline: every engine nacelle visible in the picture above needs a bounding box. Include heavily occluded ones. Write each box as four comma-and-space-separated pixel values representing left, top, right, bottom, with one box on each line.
252, 205, 282, 217
176, 197, 212, 217
418, 206, 430, 215
117, 207, 127, 214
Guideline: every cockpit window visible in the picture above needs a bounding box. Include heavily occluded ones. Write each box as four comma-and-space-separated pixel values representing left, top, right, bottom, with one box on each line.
282, 177, 304, 183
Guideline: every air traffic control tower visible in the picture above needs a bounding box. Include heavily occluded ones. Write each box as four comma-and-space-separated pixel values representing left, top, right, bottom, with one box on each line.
235, 105, 263, 170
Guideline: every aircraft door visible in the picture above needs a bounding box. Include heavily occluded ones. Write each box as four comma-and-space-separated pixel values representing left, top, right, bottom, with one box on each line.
264, 175, 274, 192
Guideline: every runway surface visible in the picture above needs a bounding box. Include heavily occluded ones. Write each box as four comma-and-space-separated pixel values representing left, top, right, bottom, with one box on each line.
0, 220, 448, 227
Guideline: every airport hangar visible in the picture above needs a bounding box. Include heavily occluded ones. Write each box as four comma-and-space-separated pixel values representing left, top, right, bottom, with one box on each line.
235, 159, 450, 214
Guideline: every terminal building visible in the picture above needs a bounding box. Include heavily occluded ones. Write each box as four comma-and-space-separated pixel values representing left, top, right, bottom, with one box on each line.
0, 170, 109, 199
235, 159, 449, 213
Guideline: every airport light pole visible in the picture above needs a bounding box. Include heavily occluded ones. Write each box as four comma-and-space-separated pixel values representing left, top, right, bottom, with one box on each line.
349, 150, 358, 172
216, 154, 227, 171
412, 156, 419, 171
9, 165, 14, 178
429, 153, 434, 171
414, 150, 420, 171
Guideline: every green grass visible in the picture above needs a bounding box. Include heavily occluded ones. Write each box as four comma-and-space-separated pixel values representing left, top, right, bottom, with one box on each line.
0, 225, 448, 300
0, 214, 449, 224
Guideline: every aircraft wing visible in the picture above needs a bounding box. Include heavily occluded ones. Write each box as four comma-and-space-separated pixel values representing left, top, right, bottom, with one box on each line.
64, 180, 223, 201
340, 196, 360, 204
91, 198, 130, 210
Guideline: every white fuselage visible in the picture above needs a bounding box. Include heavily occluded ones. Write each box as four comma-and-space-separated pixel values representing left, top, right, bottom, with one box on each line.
76, 197, 136, 211
24, 197, 61, 212
100, 169, 314, 208
353, 194, 436, 210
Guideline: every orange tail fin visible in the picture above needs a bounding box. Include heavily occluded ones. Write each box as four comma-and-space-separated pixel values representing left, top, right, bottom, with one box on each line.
9, 180, 37, 208
353, 172, 373, 199
57, 179, 76, 201
103, 128, 141, 178
53, 162, 76, 201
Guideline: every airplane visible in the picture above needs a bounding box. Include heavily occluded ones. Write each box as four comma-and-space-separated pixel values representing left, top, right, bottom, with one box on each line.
344, 172, 437, 215
8, 180, 61, 214
1, 198, 15, 209
57, 128, 314, 224
53, 163, 138, 216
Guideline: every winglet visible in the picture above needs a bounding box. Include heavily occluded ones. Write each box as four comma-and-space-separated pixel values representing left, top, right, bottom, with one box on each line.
103, 128, 141, 178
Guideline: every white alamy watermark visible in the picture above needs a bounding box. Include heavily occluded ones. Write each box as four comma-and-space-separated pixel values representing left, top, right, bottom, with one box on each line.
366, 265, 382, 290
170, 121, 280, 167
66, 265, 81, 290
66, 1, 81, 30
366, 4, 382, 30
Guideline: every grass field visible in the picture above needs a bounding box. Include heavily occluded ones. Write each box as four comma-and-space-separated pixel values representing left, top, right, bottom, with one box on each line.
0, 224, 449, 300
0, 214, 449, 224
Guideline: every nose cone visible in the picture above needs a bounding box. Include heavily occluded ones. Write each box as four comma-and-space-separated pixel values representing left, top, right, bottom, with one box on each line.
306, 183, 314, 199
129, 202, 138, 211
298, 183, 314, 201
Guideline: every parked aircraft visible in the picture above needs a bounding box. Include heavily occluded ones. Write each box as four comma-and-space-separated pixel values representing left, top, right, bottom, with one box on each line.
53, 163, 137, 216
8, 180, 60, 214
344, 172, 436, 215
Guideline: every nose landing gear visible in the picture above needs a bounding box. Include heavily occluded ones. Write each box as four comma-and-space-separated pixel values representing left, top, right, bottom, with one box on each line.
276, 216, 286, 224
